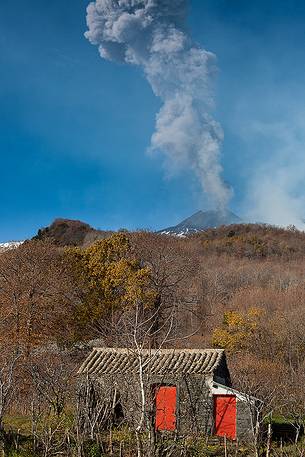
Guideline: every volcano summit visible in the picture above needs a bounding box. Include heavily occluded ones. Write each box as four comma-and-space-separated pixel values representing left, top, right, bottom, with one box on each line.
159, 210, 242, 236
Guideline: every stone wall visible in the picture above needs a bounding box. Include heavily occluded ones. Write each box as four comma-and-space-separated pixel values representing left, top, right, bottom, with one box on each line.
89, 372, 254, 441
95, 373, 214, 435
236, 400, 254, 441
178, 375, 213, 435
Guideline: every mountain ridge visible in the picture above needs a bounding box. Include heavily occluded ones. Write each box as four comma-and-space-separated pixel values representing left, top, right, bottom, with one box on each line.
159, 209, 242, 236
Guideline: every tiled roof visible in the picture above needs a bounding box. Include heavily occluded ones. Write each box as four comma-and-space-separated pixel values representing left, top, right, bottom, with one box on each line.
78, 348, 225, 376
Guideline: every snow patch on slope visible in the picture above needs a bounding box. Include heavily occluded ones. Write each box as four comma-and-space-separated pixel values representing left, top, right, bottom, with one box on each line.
159, 210, 242, 237
0, 241, 23, 251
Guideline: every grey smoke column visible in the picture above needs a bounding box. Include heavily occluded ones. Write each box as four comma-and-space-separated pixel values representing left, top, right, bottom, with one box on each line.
85, 0, 231, 208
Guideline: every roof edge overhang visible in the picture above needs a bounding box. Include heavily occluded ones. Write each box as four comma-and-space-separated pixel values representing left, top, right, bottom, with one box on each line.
211, 381, 260, 403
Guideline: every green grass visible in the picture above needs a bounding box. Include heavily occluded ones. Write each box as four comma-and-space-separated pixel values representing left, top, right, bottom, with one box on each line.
3, 415, 32, 435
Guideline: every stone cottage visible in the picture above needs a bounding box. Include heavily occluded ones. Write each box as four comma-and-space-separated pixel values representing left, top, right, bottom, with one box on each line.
78, 347, 254, 441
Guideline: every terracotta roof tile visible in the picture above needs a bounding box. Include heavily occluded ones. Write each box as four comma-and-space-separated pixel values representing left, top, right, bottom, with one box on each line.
78, 348, 225, 376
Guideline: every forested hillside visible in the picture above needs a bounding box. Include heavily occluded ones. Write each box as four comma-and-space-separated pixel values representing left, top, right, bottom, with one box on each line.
1, 221, 305, 456
33, 218, 112, 246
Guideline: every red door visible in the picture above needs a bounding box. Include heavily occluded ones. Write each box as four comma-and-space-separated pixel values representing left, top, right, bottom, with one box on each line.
214, 395, 236, 440
155, 385, 177, 431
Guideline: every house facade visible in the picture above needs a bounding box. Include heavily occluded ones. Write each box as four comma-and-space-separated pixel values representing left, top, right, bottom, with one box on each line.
78, 347, 254, 441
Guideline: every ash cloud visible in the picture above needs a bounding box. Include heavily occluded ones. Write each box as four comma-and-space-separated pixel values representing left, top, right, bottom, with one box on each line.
85, 0, 232, 209
241, 118, 305, 230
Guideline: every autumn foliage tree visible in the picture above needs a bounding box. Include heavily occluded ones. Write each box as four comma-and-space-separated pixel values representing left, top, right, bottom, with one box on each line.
66, 233, 157, 337
212, 308, 263, 352
0, 240, 75, 354
0, 240, 79, 427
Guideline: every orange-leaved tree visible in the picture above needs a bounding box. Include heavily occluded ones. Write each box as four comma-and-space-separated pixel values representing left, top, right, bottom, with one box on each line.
212, 308, 263, 353
66, 233, 157, 337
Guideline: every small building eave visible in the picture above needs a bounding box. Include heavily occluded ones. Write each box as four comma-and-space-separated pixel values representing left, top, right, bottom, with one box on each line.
211, 381, 260, 404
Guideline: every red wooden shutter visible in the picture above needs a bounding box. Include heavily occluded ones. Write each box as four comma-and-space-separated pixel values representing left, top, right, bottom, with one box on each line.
214, 395, 237, 440
155, 386, 177, 431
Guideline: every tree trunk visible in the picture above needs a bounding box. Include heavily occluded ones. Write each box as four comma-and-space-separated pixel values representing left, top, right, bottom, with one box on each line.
224, 435, 227, 457
266, 423, 272, 457
254, 416, 260, 457
149, 415, 156, 457
295, 424, 301, 445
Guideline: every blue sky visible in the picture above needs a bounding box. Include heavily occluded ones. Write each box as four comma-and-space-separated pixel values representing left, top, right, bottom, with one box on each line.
1, 0, 305, 241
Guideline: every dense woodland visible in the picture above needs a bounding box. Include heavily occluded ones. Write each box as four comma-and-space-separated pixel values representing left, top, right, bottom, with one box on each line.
1, 219, 305, 456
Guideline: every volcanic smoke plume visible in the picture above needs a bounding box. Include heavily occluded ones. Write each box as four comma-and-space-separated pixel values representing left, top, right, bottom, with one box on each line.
85, 0, 232, 209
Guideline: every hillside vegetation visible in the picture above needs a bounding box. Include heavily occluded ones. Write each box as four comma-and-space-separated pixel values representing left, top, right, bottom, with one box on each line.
199, 223, 305, 258
33, 218, 112, 246
0, 220, 305, 456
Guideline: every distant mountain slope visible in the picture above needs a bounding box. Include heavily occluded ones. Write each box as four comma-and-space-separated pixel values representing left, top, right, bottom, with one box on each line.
33, 219, 112, 246
159, 210, 242, 236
